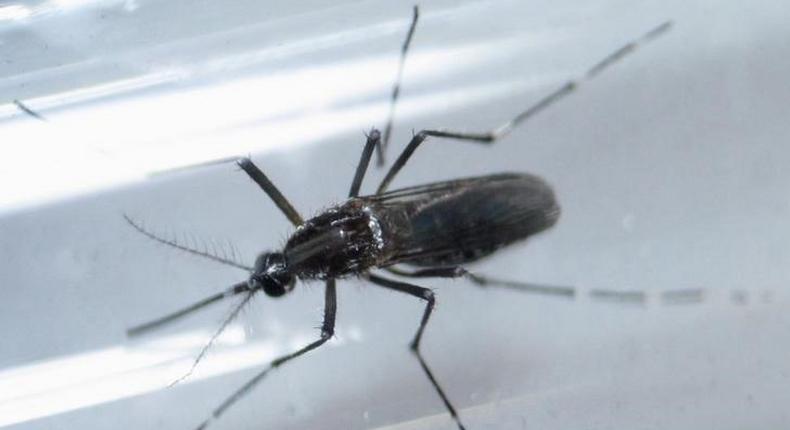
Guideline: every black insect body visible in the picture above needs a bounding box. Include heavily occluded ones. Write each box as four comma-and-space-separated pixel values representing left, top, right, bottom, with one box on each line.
286, 173, 559, 280
125, 7, 672, 430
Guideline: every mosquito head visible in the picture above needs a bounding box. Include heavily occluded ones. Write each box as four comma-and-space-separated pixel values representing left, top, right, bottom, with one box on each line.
249, 252, 295, 297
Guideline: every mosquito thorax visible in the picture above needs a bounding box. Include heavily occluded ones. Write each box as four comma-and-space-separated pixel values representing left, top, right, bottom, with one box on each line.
250, 252, 295, 297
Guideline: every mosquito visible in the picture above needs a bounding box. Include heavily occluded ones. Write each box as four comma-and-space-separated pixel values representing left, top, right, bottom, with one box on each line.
125, 6, 674, 429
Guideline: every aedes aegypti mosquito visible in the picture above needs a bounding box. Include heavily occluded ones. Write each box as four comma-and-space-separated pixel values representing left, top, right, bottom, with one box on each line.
125, 7, 675, 430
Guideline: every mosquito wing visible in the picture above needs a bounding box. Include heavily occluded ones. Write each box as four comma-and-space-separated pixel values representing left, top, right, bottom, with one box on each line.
366, 173, 560, 267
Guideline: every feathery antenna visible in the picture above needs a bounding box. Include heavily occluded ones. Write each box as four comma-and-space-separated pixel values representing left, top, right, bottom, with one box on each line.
123, 214, 252, 271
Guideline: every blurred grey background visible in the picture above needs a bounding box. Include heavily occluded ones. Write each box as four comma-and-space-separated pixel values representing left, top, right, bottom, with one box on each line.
1, 0, 789, 429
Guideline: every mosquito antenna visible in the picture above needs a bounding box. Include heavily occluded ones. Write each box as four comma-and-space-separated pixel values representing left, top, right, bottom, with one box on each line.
491, 21, 673, 139
169, 290, 257, 387
123, 214, 252, 271
127, 281, 251, 337
377, 5, 420, 166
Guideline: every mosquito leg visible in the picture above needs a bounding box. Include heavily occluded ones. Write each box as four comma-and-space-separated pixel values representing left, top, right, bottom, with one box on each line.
474, 272, 710, 305
376, 21, 672, 193
383, 265, 468, 279
236, 157, 303, 226
13, 99, 47, 121
195, 279, 337, 430
348, 129, 382, 198
376, 130, 485, 193
386, 266, 707, 306
127, 281, 252, 337
368, 274, 434, 349
385, 266, 576, 299
376, 5, 420, 167
468, 272, 587, 300
367, 274, 466, 430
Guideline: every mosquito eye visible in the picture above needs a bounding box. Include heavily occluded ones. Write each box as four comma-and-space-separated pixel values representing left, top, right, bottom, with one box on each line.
263, 282, 286, 297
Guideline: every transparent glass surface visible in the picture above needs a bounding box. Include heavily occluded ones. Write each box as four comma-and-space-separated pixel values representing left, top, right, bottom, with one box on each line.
1, 0, 789, 429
